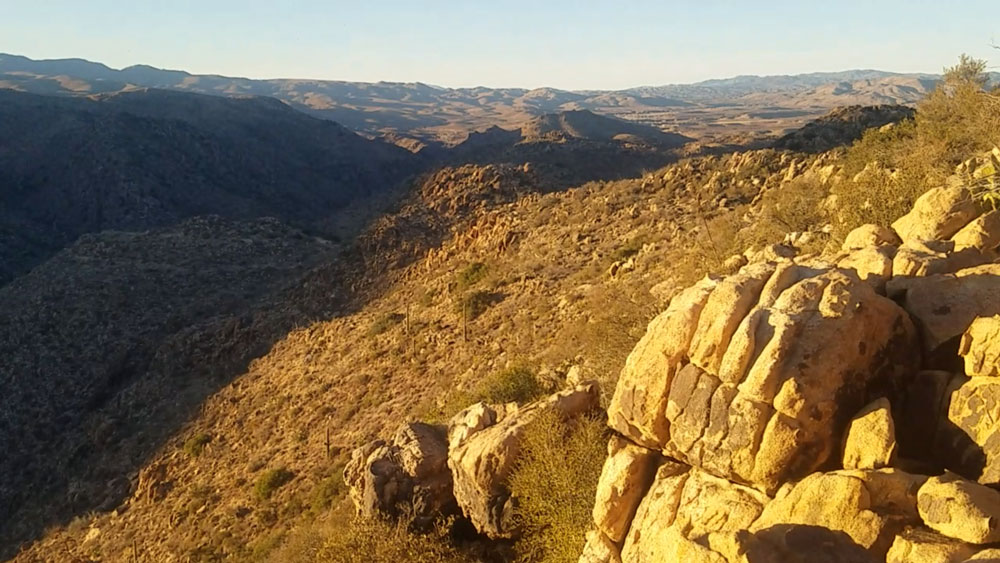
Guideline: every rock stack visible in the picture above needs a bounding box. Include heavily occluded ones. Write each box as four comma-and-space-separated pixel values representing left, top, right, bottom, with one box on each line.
581, 182, 1000, 563
344, 383, 601, 536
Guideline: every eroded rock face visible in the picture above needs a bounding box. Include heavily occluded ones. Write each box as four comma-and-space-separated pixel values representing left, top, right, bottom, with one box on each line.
592, 436, 660, 543
343, 422, 455, 528
952, 210, 1000, 253
673, 266, 916, 492
918, 473, 1000, 544
447, 383, 600, 538
580, 530, 623, 563
613, 261, 917, 494
842, 398, 897, 470
608, 277, 718, 448
891, 240, 989, 279
621, 462, 769, 563
892, 186, 981, 244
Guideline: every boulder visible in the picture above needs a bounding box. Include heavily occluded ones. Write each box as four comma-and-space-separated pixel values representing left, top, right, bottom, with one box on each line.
959, 316, 1000, 378
887, 264, 1000, 354
952, 210, 1000, 253
837, 246, 894, 291
663, 266, 917, 492
749, 469, 926, 558
447, 383, 600, 538
892, 240, 989, 278
967, 549, 1000, 562
886, 528, 977, 563
842, 224, 902, 251
891, 186, 981, 244
592, 436, 660, 543
842, 398, 897, 470
935, 377, 1000, 483
343, 422, 455, 528
918, 473, 1000, 544
621, 462, 769, 563
608, 277, 718, 448
579, 530, 622, 563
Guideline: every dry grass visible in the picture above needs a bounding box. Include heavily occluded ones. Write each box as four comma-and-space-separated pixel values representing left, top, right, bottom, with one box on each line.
508, 410, 607, 563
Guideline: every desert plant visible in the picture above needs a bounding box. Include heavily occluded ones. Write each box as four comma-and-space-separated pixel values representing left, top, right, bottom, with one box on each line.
454, 261, 489, 292
477, 366, 544, 405
255, 468, 295, 501
367, 312, 405, 337
455, 289, 494, 320
183, 433, 212, 458
310, 470, 345, 514
509, 410, 607, 563
832, 54, 1000, 240
302, 512, 466, 563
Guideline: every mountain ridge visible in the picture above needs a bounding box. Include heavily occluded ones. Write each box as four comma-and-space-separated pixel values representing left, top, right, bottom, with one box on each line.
5, 53, 984, 144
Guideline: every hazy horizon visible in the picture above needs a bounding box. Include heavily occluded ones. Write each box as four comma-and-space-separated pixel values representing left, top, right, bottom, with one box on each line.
3, 0, 997, 90
0, 51, 952, 92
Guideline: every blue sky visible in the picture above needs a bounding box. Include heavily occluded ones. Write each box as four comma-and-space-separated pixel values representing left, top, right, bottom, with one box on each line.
2, 0, 997, 89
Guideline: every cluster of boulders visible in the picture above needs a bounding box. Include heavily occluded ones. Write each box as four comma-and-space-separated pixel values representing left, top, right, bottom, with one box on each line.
344, 383, 601, 536
581, 181, 1000, 563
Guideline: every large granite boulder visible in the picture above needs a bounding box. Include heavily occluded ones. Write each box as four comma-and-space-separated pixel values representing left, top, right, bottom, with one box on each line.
620, 462, 770, 563
887, 264, 1000, 354
918, 473, 1000, 544
886, 528, 978, 563
343, 422, 455, 528
447, 383, 600, 538
842, 398, 897, 470
612, 261, 917, 493
749, 469, 926, 558
891, 186, 981, 244
959, 316, 1000, 377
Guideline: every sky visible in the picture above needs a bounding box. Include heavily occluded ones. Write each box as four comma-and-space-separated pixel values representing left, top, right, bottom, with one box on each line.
2, 0, 998, 90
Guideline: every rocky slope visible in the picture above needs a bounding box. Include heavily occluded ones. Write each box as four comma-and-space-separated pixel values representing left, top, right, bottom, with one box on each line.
0, 88, 420, 284
339, 152, 1000, 563
0, 217, 349, 558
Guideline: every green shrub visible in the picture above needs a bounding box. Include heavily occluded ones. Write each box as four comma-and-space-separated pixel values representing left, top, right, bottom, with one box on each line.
477, 366, 544, 405
308, 513, 467, 563
454, 261, 489, 292
609, 236, 646, 263
310, 471, 345, 514
183, 433, 212, 457
368, 312, 405, 337
832, 54, 1000, 240
509, 410, 608, 563
255, 468, 295, 501
455, 289, 494, 320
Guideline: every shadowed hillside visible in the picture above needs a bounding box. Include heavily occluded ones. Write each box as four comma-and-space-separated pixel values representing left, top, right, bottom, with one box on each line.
0, 88, 421, 284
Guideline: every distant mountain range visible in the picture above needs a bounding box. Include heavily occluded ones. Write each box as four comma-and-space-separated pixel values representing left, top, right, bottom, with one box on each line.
4, 53, 993, 143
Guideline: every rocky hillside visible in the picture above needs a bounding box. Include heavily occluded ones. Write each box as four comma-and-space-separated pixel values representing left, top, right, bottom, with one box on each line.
342, 156, 1000, 563
0, 217, 347, 557
0, 88, 420, 284
773, 105, 916, 153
